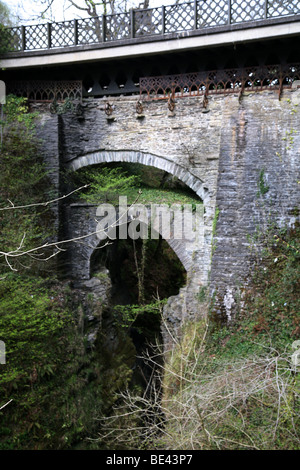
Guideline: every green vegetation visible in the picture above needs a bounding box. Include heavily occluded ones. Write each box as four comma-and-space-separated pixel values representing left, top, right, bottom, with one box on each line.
0, 96, 191, 450
96, 224, 300, 450
126, 186, 200, 206
75, 166, 140, 204
210, 224, 299, 355
0, 1, 15, 53
211, 205, 220, 256
112, 300, 166, 335
0, 95, 112, 449
257, 169, 270, 198
0, 1, 11, 25
70, 162, 201, 206
0, 274, 73, 387
163, 224, 299, 450
0, 272, 121, 449
0, 95, 55, 273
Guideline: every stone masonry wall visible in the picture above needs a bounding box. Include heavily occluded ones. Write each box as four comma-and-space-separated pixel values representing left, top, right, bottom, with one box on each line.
210, 87, 300, 320
35, 112, 60, 234
60, 95, 223, 294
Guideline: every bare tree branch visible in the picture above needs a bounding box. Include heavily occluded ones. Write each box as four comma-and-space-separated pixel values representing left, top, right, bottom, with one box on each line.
0, 399, 13, 411
0, 184, 90, 211
0, 189, 142, 271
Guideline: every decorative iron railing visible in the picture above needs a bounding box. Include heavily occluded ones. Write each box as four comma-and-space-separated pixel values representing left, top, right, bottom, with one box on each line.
7, 80, 82, 102
0, 0, 299, 53
5, 64, 300, 105
139, 64, 300, 101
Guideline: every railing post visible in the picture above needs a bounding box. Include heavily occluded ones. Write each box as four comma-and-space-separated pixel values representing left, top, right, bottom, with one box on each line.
130, 9, 135, 39
194, 0, 198, 30
21, 25, 26, 51
264, 0, 268, 19
102, 14, 106, 42
47, 23, 51, 49
161, 5, 165, 35
74, 19, 78, 45
228, 0, 231, 25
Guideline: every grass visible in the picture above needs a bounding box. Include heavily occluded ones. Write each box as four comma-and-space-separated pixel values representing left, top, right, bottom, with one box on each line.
70, 163, 202, 207
124, 186, 201, 206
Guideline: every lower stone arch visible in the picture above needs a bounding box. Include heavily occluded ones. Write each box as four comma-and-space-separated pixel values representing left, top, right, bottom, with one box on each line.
65, 201, 197, 282
67, 149, 210, 205
89, 226, 189, 291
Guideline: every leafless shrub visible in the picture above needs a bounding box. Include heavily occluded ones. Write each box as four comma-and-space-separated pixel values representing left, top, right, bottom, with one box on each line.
93, 321, 300, 450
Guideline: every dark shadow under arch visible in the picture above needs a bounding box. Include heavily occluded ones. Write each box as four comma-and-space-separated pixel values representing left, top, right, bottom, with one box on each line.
90, 231, 187, 306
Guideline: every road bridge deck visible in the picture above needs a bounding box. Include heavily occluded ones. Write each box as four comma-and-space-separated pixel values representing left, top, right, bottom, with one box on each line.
1, 0, 300, 70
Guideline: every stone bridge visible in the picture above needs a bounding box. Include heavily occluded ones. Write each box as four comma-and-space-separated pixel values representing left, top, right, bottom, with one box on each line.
32, 84, 300, 328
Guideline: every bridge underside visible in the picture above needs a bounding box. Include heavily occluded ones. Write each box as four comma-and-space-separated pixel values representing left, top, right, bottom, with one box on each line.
1, 35, 299, 98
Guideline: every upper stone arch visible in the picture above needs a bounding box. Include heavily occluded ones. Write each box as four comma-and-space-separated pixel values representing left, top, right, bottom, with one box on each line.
67, 149, 209, 205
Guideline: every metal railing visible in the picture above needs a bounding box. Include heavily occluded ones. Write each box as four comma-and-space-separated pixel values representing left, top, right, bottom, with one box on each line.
0, 0, 299, 53
6, 80, 82, 102
139, 63, 300, 101
6, 63, 300, 104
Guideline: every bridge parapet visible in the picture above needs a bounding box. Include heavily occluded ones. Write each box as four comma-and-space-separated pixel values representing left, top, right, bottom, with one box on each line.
1, 0, 300, 54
